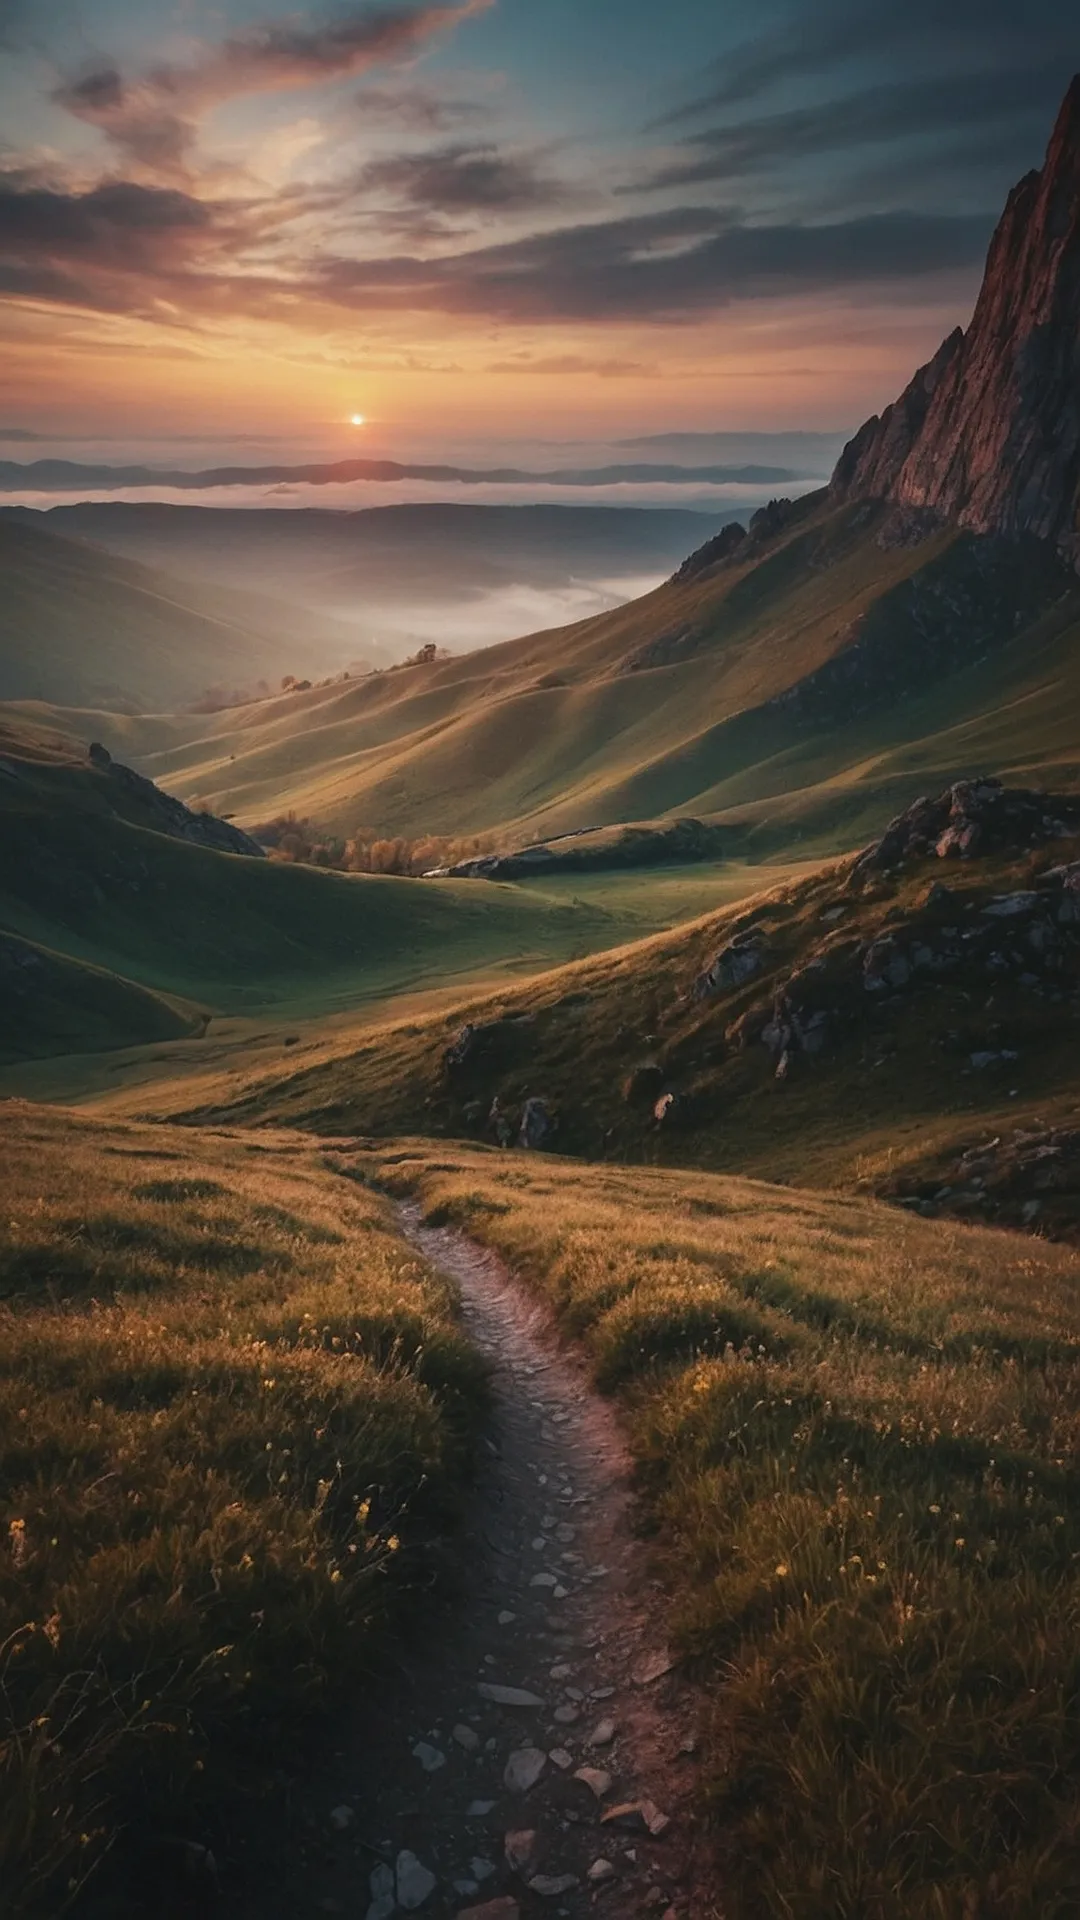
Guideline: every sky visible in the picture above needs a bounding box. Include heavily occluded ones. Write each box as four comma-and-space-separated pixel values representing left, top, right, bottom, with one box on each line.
0, 0, 1075, 468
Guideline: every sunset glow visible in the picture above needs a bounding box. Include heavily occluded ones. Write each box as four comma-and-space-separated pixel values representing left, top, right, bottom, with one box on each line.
0, 1, 1071, 463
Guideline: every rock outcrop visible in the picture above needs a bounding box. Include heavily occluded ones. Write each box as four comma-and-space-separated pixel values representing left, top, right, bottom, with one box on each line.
87, 743, 264, 858
832, 77, 1080, 569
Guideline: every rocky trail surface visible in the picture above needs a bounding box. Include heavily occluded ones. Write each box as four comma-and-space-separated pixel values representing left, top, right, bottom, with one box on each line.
249, 1203, 710, 1920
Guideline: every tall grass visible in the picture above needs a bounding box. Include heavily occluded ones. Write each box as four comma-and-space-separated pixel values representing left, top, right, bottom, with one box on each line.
0, 1106, 487, 1915
364, 1146, 1080, 1919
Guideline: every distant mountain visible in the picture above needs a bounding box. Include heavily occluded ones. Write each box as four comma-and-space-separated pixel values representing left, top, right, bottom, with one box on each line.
4, 501, 721, 608
833, 76, 1080, 568
0, 455, 804, 493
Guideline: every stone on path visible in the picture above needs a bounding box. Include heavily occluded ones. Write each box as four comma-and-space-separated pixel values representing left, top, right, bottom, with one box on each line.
467, 1800, 495, 1817
458, 1902, 520, 1920
504, 1747, 547, 1793
453, 1723, 480, 1751
471, 1856, 497, 1881
587, 1859, 616, 1883
574, 1766, 612, 1800
633, 1649, 675, 1687
329, 1804, 355, 1831
366, 1861, 395, 1920
504, 1829, 537, 1873
478, 1683, 544, 1708
530, 1572, 557, 1588
586, 1718, 617, 1748
529, 1873, 581, 1897
497, 1610, 516, 1626
548, 1747, 573, 1770
396, 1849, 437, 1910
553, 1703, 579, 1725
412, 1741, 446, 1772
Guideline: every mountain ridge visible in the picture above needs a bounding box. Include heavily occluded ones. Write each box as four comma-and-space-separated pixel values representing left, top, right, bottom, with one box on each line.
833, 74, 1080, 566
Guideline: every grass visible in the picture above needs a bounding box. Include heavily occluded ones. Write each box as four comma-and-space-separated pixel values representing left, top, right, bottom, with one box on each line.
355, 1142, 1080, 1918
0, 734, 671, 1062
0, 1104, 488, 1916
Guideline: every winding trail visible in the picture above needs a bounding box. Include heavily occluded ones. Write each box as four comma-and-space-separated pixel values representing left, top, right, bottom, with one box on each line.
259, 1203, 710, 1920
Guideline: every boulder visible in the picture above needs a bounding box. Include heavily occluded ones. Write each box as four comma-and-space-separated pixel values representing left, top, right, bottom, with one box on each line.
693, 930, 768, 1000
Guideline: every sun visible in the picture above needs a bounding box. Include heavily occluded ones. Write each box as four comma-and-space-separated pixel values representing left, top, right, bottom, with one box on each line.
349, 413, 366, 427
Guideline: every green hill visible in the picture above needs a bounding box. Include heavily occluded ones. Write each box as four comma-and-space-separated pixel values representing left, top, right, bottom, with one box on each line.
26, 496, 1076, 864
0, 727, 660, 1063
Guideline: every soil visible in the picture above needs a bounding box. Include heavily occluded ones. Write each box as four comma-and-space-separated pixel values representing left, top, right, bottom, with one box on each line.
245, 1201, 716, 1920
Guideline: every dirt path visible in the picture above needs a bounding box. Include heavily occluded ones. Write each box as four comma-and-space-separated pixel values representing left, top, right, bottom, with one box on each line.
258, 1203, 711, 1920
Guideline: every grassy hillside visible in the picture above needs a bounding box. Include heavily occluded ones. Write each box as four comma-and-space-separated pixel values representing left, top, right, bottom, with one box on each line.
0, 517, 356, 713
0, 729, 663, 1062
0, 929, 198, 1060
0, 1105, 486, 1916
28, 497, 1076, 865
185, 781, 1080, 1235
358, 1142, 1080, 1919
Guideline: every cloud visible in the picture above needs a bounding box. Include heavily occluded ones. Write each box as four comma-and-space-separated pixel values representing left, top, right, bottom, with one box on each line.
0, 157, 995, 327
0, 425, 45, 440
641, 65, 1065, 194
351, 81, 488, 130
358, 142, 572, 213
312, 204, 994, 324
54, 1, 495, 176
675, 0, 1075, 117
0, 173, 238, 314
486, 354, 659, 378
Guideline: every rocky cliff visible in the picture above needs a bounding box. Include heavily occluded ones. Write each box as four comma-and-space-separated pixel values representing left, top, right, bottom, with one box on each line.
832, 76, 1080, 568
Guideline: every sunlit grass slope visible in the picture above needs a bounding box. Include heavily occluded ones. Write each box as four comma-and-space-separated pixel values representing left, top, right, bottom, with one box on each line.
359, 1143, 1080, 1919
0, 733, 643, 1059
34, 496, 1077, 858
0, 1104, 487, 1917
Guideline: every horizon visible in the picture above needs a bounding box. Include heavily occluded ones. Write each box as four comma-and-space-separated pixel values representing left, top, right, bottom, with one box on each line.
1, 1, 1074, 476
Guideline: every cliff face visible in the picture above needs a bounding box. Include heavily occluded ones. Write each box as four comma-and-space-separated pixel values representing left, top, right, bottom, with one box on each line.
833, 77, 1080, 567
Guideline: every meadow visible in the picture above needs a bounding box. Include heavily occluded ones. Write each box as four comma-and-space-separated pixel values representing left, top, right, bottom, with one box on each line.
0, 1105, 487, 1916
357, 1144, 1080, 1918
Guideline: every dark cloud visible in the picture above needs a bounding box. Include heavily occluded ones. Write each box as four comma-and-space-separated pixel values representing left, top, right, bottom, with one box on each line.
0, 174, 238, 315
642, 65, 1065, 194
312, 204, 994, 323
358, 142, 572, 213
680, 0, 1076, 116
54, 1, 495, 175
0, 178, 210, 253
351, 82, 487, 130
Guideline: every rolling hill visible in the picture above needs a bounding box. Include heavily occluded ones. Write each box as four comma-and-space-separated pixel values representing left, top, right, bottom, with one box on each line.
0, 724, 652, 1063
0, 516, 368, 712
20, 493, 1076, 859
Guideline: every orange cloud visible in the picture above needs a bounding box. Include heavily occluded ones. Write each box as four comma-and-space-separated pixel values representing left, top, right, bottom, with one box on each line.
54, 2, 496, 177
